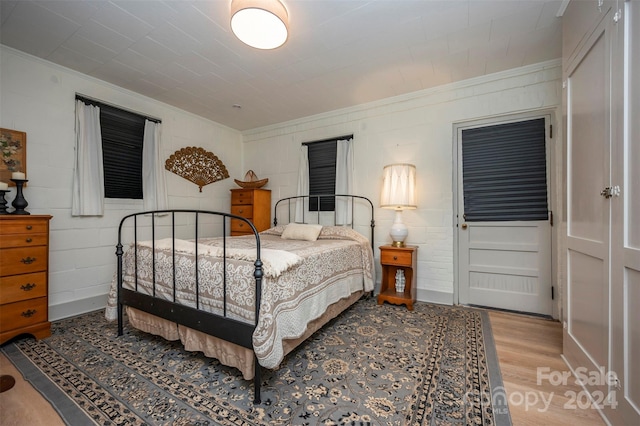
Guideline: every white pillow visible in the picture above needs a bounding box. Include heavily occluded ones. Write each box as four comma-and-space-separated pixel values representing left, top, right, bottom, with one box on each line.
281, 223, 323, 241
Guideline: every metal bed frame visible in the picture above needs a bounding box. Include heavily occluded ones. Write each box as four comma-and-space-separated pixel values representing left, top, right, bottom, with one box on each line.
115, 195, 374, 403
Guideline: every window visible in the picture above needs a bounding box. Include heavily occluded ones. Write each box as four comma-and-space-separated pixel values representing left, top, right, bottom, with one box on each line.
100, 104, 145, 199
76, 96, 159, 199
461, 117, 548, 221
306, 139, 337, 211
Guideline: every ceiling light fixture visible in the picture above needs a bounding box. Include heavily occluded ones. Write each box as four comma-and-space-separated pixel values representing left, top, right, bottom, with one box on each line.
230, 0, 289, 50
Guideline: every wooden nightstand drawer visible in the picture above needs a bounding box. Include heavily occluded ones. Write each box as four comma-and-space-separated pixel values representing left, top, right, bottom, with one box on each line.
231, 205, 253, 218
0, 296, 48, 332
231, 190, 253, 205
0, 246, 48, 276
381, 249, 413, 266
0, 219, 49, 235
0, 272, 47, 304
0, 233, 48, 249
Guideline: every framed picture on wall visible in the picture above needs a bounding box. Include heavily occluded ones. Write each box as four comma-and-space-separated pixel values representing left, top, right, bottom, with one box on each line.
0, 128, 27, 186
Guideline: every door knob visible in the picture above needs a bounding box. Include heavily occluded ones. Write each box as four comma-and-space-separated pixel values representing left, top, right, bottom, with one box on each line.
600, 186, 620, 199
461, 223, 468, 229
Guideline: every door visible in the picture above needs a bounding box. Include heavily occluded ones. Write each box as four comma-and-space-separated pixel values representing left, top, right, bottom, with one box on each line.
563, 0, 612, 409
456, 115, 553, 316
610, 0, 640, 422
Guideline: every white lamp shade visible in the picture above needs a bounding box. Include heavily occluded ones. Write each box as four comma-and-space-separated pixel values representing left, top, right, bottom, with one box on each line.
231, 0, 289, 50
380, 164, 417, 210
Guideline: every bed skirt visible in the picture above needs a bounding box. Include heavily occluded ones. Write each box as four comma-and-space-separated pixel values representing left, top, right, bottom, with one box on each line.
126, 291, 364, 380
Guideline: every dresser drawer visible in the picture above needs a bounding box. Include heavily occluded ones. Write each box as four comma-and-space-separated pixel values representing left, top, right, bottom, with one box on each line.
0, 272, 47, 304
0, 246, 48, 276
381, 249, 413, 267
231, 190, 253, 205
230, 218, 254, 233
0, 296, 48, 332
0, 219, 49, 236
231, 205, 253, 218
0, 233, 48, 249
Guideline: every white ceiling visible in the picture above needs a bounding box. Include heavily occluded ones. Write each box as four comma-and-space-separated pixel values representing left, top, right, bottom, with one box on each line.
0, 0, 563, 131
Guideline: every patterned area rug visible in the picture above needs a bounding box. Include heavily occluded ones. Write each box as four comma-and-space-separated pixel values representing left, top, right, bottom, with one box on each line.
2, 298, 511, 425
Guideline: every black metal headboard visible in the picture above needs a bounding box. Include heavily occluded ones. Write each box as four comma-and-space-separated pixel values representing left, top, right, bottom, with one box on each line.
273, 194, 375, 252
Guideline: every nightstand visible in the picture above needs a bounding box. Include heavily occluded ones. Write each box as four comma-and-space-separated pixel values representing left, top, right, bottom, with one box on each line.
377, 245, 417, 310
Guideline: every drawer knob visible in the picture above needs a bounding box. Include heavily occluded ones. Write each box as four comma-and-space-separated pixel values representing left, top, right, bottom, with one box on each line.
26, 237, 32, 243
238, 209, 243, 214
21, 283, 36, 291
21, 309, 37, 318
26, 225, 32, 230
20, 257, 36, 264
393, 256, 398, 260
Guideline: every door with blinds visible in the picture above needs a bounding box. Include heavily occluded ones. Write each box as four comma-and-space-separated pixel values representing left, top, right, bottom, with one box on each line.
456, 116, 552, 315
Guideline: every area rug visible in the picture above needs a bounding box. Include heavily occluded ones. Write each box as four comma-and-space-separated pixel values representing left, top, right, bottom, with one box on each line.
2, 298, 511, 425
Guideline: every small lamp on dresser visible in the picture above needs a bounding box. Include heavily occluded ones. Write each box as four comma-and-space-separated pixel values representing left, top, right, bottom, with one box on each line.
380, 163, 417, 247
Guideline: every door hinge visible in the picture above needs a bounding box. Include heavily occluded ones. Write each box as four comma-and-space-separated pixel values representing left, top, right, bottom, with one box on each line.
613, 9, 622, 23
549, 210, 553, 226
551, 286, 555, 300
549, 124, 553, 139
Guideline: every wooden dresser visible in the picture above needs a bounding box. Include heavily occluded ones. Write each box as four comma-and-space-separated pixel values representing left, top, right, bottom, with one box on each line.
230, 189, 271, 236
0, 215, 52, 344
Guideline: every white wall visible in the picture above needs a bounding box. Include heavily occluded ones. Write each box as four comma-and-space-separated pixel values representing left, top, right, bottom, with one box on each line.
0, 47, 243, 320
0, 45, 563, 319
241, 60, 563, 308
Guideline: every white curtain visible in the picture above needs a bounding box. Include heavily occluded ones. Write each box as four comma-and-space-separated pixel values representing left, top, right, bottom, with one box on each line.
142, 120, 168, 211
295, 145, 309, 222
335, 138, 354, 225
72, 100, 104, 216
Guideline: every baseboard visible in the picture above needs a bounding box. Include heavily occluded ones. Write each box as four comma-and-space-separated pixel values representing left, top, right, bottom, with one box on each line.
49, 289, 454, 321
416, 289, 453, 305
49, 294, 108, 322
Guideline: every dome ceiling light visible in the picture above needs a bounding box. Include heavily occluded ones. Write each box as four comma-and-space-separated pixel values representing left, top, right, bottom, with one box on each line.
230, 0, 289, 50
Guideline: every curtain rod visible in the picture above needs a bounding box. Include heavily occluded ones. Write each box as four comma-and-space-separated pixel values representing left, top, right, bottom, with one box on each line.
75, 93, 162, 123
302, 134, 353, 146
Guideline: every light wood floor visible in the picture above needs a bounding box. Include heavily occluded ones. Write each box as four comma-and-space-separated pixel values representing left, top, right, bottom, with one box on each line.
489, 310, 604, 425
0, 311, 605, 425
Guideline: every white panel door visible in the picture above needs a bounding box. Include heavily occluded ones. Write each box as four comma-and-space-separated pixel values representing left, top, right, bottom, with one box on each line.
458, 220, 552, 315
456, 115, 553, 316
610, 1, 640, 423
563, 2, 612, 405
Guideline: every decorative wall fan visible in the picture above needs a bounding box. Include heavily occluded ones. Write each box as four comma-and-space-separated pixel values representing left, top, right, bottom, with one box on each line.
165, 147, 229, 192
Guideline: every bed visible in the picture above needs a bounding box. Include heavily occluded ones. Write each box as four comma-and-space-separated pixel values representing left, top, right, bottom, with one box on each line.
105, 194, 375, 403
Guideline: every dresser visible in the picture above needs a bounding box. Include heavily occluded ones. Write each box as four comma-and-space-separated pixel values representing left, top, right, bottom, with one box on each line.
230, 189, 271, 236
0, 215, 52, 344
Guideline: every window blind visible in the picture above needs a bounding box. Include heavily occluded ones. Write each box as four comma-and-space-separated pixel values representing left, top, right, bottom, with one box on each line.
462, 118, 548, 222
307, 139, 337, 211
100, 104, 145, 199
76, 95, 159, 200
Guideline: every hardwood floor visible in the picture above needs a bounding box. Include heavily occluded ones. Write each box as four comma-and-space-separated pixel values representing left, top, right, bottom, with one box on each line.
489, 310, 604, 425
0, 310, 605, 425
0, 353, 64, 426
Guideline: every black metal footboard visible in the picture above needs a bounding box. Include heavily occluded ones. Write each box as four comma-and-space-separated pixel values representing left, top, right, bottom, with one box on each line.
115, 209, 264, 403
